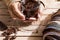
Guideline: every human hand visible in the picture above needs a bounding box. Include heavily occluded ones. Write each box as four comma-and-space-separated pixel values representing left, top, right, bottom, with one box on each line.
9, 2, 40, 22
9, 2, 25, 21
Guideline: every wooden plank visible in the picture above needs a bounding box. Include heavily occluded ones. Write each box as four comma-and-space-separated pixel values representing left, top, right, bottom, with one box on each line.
0, 37, 42, 40
0, 29, 43, 37
0, 1, 7, 9
0, 9, 9, 15
15, 37, 42, 40
45, 2, 60, 9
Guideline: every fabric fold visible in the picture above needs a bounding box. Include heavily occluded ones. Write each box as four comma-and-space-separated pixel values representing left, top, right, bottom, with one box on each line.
43, 9, 60, 40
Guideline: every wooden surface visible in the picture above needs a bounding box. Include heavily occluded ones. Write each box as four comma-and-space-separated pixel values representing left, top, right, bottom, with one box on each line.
0, 0, 60, 40
0, 0, 43, 40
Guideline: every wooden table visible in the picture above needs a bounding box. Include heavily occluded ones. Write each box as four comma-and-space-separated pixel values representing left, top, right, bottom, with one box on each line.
0, 0, 60, 40
0, 0, 43, 40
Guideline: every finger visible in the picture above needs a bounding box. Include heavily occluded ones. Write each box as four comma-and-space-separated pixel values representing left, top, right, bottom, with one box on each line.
12, 2, 25, 20
29, 17, 36, 21
29, 14, 40, 21
22, 17, 36, 22
38, 13, 41, 18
